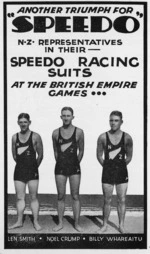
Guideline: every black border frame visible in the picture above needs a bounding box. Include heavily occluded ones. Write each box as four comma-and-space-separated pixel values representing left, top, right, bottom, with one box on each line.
4, 1, 147, 249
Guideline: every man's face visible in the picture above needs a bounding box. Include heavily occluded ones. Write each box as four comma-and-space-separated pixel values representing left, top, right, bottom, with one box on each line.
109, 115, 122, 131
61, 110, 74, 126
18, 117, 30, 133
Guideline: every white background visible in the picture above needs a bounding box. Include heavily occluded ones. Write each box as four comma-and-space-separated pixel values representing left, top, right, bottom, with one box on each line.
0, 0, 150, 253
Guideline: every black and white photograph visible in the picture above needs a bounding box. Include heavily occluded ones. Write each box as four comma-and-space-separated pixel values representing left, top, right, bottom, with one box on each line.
1, 0, 149, 251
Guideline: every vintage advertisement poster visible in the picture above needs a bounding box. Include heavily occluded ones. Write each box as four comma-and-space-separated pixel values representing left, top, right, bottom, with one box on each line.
1, 0, 149, 251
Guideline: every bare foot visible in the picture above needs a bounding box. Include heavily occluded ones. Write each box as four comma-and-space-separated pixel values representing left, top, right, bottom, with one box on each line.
34, 222, 42, 231
75, 224, 83, 232
119, 226, 127, 234
52, 224, 63, 232
97, 225, 107, 233
8, 222, 23, 230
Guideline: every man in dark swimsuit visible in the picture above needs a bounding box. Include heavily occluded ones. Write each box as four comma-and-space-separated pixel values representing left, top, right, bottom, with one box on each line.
9, 113, 43, 231
52, 107, 84, 232
97, 111, 133, 233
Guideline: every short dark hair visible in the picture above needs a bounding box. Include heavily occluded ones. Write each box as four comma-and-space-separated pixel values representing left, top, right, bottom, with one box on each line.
18, 113, 30, 121
61, 107, 74, 115
110, 111, 123, 120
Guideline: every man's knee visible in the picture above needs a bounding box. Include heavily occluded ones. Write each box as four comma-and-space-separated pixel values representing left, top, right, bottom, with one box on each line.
29, 193, 38, 201
58, 193, 65, 201
104, 196, 112, 205
71, 192, 79, 201
118, 196, 126, 205
16, 193, 25, 201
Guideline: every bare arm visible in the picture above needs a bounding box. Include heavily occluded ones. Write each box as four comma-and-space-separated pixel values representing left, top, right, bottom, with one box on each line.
52, 130, 58, 161
34, 133, 43, 167
77, 129, 84, 163
12, 134, 17, 162
97, 134, 105, 166
125, 134, 133, 165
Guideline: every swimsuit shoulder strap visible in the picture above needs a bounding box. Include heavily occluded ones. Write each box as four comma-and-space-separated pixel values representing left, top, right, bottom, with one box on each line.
15, 133, 19, 145
73, 127, 77, 135
58, 128, 62, 139
27, 131, 33, 146
72, 127, 77, 140
121, 132, 125, 145
16, 133, 19, 141
106, 132, 110, 143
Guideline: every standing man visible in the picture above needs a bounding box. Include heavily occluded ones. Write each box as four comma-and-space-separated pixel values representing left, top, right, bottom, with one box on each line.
9, 113, 43, 231
97, 111, 133, 233
52, 107, 84, 232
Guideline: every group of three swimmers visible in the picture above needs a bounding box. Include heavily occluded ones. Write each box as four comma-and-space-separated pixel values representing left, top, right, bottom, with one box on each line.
8, 107, 133, 234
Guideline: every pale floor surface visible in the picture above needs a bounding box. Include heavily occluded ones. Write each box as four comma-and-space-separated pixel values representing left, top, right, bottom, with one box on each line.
8, 212, 144, 234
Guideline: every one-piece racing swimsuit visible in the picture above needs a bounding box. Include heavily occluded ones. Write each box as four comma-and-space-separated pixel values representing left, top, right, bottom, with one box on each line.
102, 132, 128, 184
55, 127, 80, 176
14, 131, 39, 183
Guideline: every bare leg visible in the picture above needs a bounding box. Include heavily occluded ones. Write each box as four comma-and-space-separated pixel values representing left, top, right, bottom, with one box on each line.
97, 183, 114, 233
9, 181, 26, 230
28, 180, 41, 231
69, 174, 83, 232
53, 175, 67, 232
116, 183, 128, 233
